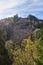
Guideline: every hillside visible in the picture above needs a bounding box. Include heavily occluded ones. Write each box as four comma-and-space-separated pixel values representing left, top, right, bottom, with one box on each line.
0, 15, 43, 65
0, 15, 43, 43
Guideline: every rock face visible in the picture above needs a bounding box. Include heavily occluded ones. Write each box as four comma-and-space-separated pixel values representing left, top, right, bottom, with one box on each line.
0, 15, 43, 43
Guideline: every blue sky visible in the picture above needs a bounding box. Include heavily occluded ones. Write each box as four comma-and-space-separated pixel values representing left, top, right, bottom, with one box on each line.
0, 0, 43, 19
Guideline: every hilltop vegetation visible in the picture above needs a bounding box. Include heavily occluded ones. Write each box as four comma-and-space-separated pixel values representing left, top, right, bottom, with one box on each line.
0, 15, 43, 65
0, 15, 43, 43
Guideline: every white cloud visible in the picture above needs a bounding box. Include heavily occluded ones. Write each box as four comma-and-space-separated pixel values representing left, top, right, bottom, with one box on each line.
0, 0, 27, 14
33, 0, 37, 2
24, 0, 43, 12
0, 0, 43, 19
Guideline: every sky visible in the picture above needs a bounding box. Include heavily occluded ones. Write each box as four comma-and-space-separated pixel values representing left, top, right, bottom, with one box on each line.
0, 0, 43, 19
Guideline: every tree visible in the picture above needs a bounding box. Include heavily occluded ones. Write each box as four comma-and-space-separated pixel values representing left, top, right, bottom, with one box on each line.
31, 28, 43, 41
5, 40, 14, 62
33, 38, 43, 65
0, 29, 11, 65
33, 29, 43, 65
12, 39, 35, 65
